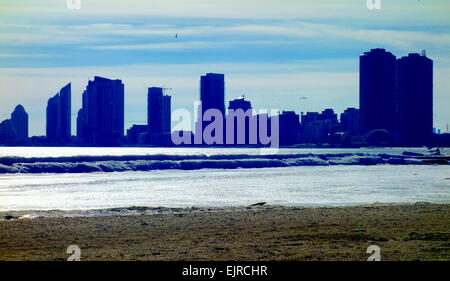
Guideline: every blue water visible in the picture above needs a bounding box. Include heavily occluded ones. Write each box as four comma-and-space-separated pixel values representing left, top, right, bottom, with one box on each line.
0, 147, 449, 213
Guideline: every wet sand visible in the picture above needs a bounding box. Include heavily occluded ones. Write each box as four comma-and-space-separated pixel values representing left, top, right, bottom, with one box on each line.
1, 203, 449, 261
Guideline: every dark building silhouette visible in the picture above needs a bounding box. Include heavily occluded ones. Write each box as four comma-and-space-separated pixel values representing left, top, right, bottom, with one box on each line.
200, 73, 225, 116
147, 87, 171, 145
397, 53, 433, 146
228, 96, 252, 112
226, 96, 255, 145
46, 83, 71, 143
279, 111, 300, 146
0, 119, 13, 141
340, 107, 360, 136
299, 109, 340, 144
76, 76, 124, 146
11, 104, 29, 141
1, 105, 29, 143
127, 124, 148, 145
360, 48, 397, 135
196, 73, 225, 144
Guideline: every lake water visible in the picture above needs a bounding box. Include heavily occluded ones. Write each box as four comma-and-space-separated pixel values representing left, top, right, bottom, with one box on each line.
0, 147, 449, 213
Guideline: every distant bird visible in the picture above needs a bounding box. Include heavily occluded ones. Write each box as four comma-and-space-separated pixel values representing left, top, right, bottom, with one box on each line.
248, 202, 267, 207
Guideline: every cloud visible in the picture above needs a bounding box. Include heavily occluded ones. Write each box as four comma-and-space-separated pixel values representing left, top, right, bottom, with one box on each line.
87, 40, 289, 50
2, 20, 450, 56
3, 0, 450, 23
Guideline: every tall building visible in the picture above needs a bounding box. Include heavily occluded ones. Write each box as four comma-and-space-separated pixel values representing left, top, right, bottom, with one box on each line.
397, 53, 433, 146
360, 48, 397, 134
162, 95, 171, 135
76, 76, 124, 145
279, 111, 300, 146
340, 108, 360, 136
200, 73, 225, 116
147, 87, 171, 145
11, 104, 28, 141
46, 83, 71, 143
196, 73, 225, 144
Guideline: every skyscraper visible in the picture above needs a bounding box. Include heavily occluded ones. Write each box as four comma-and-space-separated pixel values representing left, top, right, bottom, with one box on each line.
200, 73, 225, 116
76, 76, 124, 146
397, 53, 433, 145
10, 104, 28, 141
279, 111, 300, 146
147, 87, 171, 144
196, 73, 225, 144
46, 83, 71, 143
360, 48, 397, 135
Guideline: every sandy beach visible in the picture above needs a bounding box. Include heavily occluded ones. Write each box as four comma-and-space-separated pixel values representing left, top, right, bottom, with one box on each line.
1, 203, 449, 261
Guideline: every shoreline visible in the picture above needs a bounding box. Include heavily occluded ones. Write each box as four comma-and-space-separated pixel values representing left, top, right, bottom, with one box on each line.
1, 203, 449, 261
0, 202, 447, 220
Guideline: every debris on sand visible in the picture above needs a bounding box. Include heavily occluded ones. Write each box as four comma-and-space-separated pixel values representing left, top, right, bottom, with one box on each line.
248, 202, 267, 207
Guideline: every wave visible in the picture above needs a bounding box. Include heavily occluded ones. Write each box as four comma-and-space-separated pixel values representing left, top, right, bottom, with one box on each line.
0, 152, 446, 174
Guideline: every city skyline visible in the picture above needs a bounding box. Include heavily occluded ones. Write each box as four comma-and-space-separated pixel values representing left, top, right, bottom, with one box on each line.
0, 49, 447, 140
1, 1, 450, 136
0, 47, 442, 147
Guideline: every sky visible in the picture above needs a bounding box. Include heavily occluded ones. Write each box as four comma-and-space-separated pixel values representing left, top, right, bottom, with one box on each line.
0, 0, 449, 136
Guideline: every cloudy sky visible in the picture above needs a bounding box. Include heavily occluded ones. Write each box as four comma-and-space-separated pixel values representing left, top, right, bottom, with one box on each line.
1, 0, 449, 136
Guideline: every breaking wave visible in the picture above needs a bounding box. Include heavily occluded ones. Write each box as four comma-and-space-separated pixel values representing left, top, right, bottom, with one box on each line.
0, 152, 447, 174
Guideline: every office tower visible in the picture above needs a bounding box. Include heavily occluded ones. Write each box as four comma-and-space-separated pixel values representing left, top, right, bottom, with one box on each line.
147, 87, 171, 144
196, 73, 225, 144
279, 111, 300, 146
200, 73, 225, 116
397, 53, 433, 145
76, 76, 124, 145
360, 48, 397, 134
148, 87, 164, 135
46, 83, 71, 143
340, 107, 360, 136
162, 95, 171, 135
227, 96, 254, 145
10, 104, 28, 141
